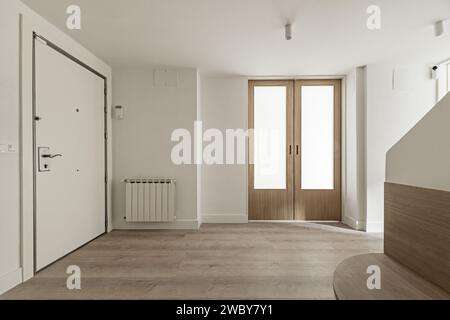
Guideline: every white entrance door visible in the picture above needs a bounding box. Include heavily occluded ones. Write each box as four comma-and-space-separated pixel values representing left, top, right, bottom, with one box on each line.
34, 37, 106, 271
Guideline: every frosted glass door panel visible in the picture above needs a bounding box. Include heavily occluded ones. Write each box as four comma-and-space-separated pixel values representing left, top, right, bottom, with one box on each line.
254, 86, 286, 190
301, 86, 334, 190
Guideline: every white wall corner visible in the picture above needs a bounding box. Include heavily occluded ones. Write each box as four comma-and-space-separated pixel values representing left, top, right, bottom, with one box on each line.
202, 214, 248, 224
342, 67, 368, 232
0, 268, 22, 296
366, 221, 384, 233
196, 69, 203, 227
342, 215, 366, 231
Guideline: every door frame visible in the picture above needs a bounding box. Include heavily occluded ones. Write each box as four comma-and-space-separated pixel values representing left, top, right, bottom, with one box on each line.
32, 33, 108, 273
20, 15, 113, 281
247, 76, 346, 222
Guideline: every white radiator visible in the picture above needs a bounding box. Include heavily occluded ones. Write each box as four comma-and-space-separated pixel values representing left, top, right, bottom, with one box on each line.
124, 178, 176, 222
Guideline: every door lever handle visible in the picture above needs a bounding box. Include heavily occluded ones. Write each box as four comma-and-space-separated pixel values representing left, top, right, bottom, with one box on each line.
42, 154, 63, 159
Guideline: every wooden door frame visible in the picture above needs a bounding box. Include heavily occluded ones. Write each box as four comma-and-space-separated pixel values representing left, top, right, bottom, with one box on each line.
248, 80, 294, 220
248, 79, 343, 222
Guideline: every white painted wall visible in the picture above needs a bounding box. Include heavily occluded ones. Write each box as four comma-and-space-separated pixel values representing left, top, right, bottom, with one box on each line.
1, 0, 112, 293
112, 67, 200, 229
0, 0, 22, 294
387, 92, 450, 192
200, 76, 248, 223
343, 67, 366, 231
365, 63, 437, 232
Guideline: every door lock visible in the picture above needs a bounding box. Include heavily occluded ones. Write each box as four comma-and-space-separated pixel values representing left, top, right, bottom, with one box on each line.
38, 147, 62, 172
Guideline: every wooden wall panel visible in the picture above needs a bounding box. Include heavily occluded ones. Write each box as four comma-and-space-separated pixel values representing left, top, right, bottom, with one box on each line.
385, 182, 450, 293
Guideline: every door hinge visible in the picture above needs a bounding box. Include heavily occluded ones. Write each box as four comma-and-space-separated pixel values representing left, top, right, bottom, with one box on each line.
104, 132, 108, 140
104, 88, 107, 95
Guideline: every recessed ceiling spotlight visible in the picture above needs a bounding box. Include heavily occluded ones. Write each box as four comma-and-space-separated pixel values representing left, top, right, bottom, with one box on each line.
434, 20, 445, 37
285, 23, 292, 40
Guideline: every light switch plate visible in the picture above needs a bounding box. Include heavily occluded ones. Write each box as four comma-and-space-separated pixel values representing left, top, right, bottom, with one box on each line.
8, 144, 17, 153
0, 143, 17, 154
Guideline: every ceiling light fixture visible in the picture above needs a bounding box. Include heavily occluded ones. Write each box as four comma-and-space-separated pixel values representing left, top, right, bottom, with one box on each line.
285, 23, 292, 40
434, 20, 445, 37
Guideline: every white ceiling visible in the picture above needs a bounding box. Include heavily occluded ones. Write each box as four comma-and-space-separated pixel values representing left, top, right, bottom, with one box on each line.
22, 0, 450, 75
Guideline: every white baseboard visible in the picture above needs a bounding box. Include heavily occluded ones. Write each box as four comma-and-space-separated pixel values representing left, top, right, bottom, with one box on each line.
248, 220, 340, 223
366, 221, 384, 233
202, 214, 248, 224
113, 219, 200, 230
0, 268, 22, 295
342, 216, 366, 231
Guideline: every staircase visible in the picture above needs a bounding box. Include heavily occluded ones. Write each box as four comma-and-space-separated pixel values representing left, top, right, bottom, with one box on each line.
333, 93, 450, 300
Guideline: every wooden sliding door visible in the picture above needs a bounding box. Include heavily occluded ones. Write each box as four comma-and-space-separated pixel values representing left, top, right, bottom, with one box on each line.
294, 80, 341, 221
249, 79, 341, 221
248, 80, 294, 220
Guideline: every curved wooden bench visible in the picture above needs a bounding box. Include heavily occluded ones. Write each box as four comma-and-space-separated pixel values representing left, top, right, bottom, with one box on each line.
333, 254, 450, 300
